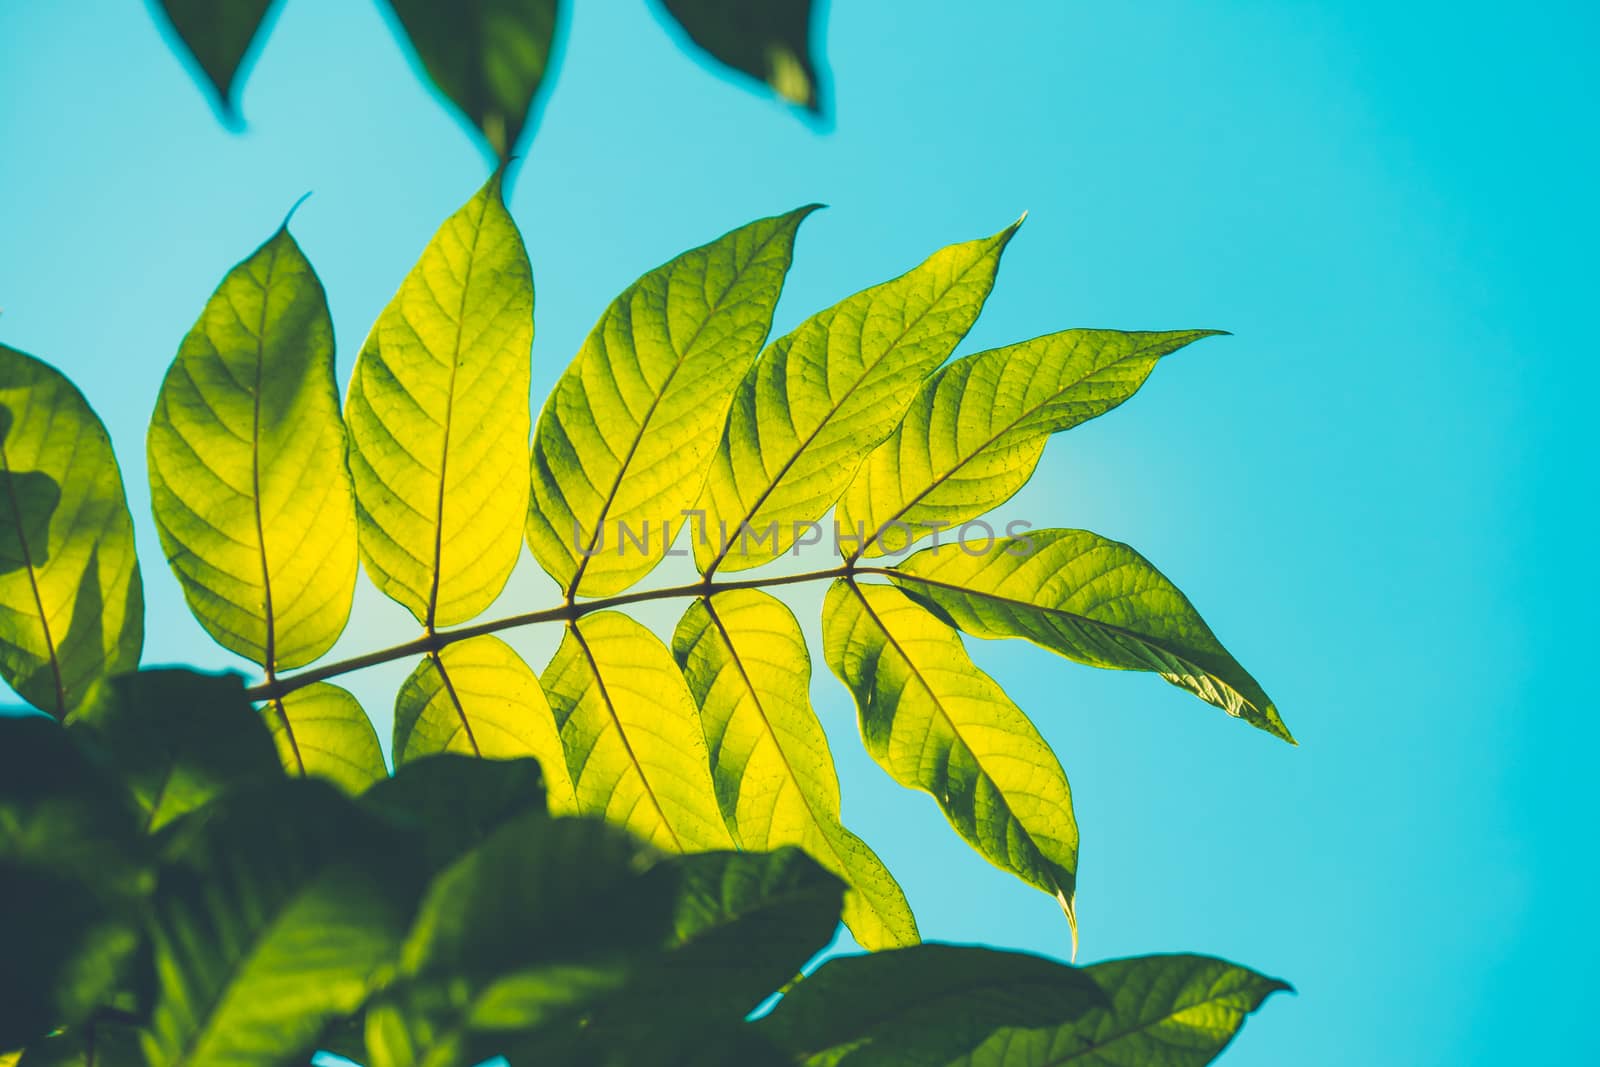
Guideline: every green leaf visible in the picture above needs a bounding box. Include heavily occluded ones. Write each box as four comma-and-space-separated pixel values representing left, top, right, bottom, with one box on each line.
822, 580, 1079, 945
838, 329, 1223, 559
15, 1024, 143, 1067
672, 589, 917, 949
144, 777, 416, 1067
759, 943, 1106, 1066
0, 346, 143, 718
658, 0, 825, 114
392, 635, 575, 811
0, 716, 149, 1049
345, 173, 534, 630
148, 225, 358, 673
541, 611, 733, 852
65, 668, 281, 833
961, 954, 1290, 1066
695, 223, 1018, 574
152, 0, 276, 125
527, 207, 815, 597
890, 529, 1293, 742
384, 0, 561, 160
363, 753, 547, 871
264, 681, 387, 793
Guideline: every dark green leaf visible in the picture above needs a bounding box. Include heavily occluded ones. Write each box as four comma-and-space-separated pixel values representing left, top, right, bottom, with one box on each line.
153, 0, 277, 125
363, 753, 547, 871
15, 1024, 143, 1067
658, 0, 826, 114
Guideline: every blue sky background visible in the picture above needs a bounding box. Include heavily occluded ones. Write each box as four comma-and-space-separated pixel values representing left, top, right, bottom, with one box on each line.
3, 1, 1595, 1062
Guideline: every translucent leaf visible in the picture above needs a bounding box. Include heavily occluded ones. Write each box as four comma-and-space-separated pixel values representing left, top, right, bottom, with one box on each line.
659, 0, 826, 114
151, 0, 275, 124
758, 943, 1106, 1066
386, 0, 561, 159
143, 778, 415, 1067
346, 173, 533, 629
527, 207, 815, 597
0, 346, 143, 718
0, 716, 149, 1049
66, 669, 280, 833
148, 225, 358, 672
541, 612, 732, 852
838, 329, 1222, 559
265, 681, 387, 793
891, 529, 1293, 742
695, 223, 1018, 573
672, 589, 917, 949
822, 580, 1078, 944
392, 635, 574, 809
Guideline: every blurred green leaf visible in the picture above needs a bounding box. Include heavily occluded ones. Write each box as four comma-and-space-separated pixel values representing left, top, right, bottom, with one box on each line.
15, 1024, 143, 1067
658, 0, 825, 113
152, 0, 276, 124
0, 346, 143, 718
363, 753, 547, 871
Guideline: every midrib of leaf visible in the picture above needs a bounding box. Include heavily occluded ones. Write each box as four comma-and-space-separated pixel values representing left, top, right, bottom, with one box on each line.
844, 581, 1074, 927
704, 251, 999, 575
272, 696, 306, 775
851, 334, 1184, 559
566, 222, 794, 595
1035, 984, 1267, 1066
0, 433, 65, 717
888, 570, 1243, 704
425, 191, 491, 632
569, 622, 682, 850
430, 650, 483, 756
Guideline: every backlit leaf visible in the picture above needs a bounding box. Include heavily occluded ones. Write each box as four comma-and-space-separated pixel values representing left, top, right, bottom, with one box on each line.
392, 635, 574, 809
148, 225, 358, 672
66, 669, 280, 833
385, 0, 561, 159
527, 207, 815, 597
891, 529, 1293, 742
152, 0, 276, 124
541, 611, 732, 852
822, 580, 1079, 944
838, 330, 1222, 559
0, 345, 143, 718
672, 589, 917, 949
265, 681, 387, 793
695, 223, 1018, 573
659, 0, 825, 114
346, 173, 533, 629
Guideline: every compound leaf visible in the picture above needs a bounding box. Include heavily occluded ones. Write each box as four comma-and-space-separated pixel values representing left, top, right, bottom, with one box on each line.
822, 580, 1078, 945
672, 589, 917, 949
265, 681, 387, 793
385, 0, 561, 160
838, 330, 1222, 559
658, 0, 825, 114
346, 173, 533, 630
891, 530, 1292, 742
0, 346, 143, 718
66, 668, 280, 834
392, 635, 574, 810
541, 612, 732, 852
527, 207, 815, 597
152, 0, 276, 124
148, 225, 358, 673
696, 223, 1018, 573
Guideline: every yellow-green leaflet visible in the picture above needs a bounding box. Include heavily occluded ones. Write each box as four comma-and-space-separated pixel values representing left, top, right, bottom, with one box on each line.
393, 635, 576, 810
528, 207, 815, 598
148, 226, 358, 672
822, 580, 1079, 947
0, 345, 143, 718
694, 223, 1020, 574
265, 682, 386, 793
838, 329, 1223, 560
345, 173, 533, 629
891, 529, 1293, 743
672, 590, 918, 949
541, 611, 733, 852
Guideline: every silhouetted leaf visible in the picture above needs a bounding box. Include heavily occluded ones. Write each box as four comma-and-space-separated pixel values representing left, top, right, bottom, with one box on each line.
659, 0, 826, 114
14, 1024, 142, 1067
153, 0, 276, 124
364, 753, 547, 871
0, 347, 143, 718
673, 589, 917, 949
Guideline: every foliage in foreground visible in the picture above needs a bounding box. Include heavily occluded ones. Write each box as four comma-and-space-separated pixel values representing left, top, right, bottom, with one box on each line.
152, 0, 826, 158
0, 682, 1287, 1065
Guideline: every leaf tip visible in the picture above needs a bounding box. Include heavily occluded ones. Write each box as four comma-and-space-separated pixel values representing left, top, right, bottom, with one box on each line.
279, 191, 313, 232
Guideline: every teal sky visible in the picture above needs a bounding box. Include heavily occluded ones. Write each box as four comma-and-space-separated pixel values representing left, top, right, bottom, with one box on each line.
3, 1, 1595, 1062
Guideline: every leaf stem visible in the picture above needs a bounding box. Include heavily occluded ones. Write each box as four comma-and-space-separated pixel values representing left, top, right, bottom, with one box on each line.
243, 563, 894, 702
